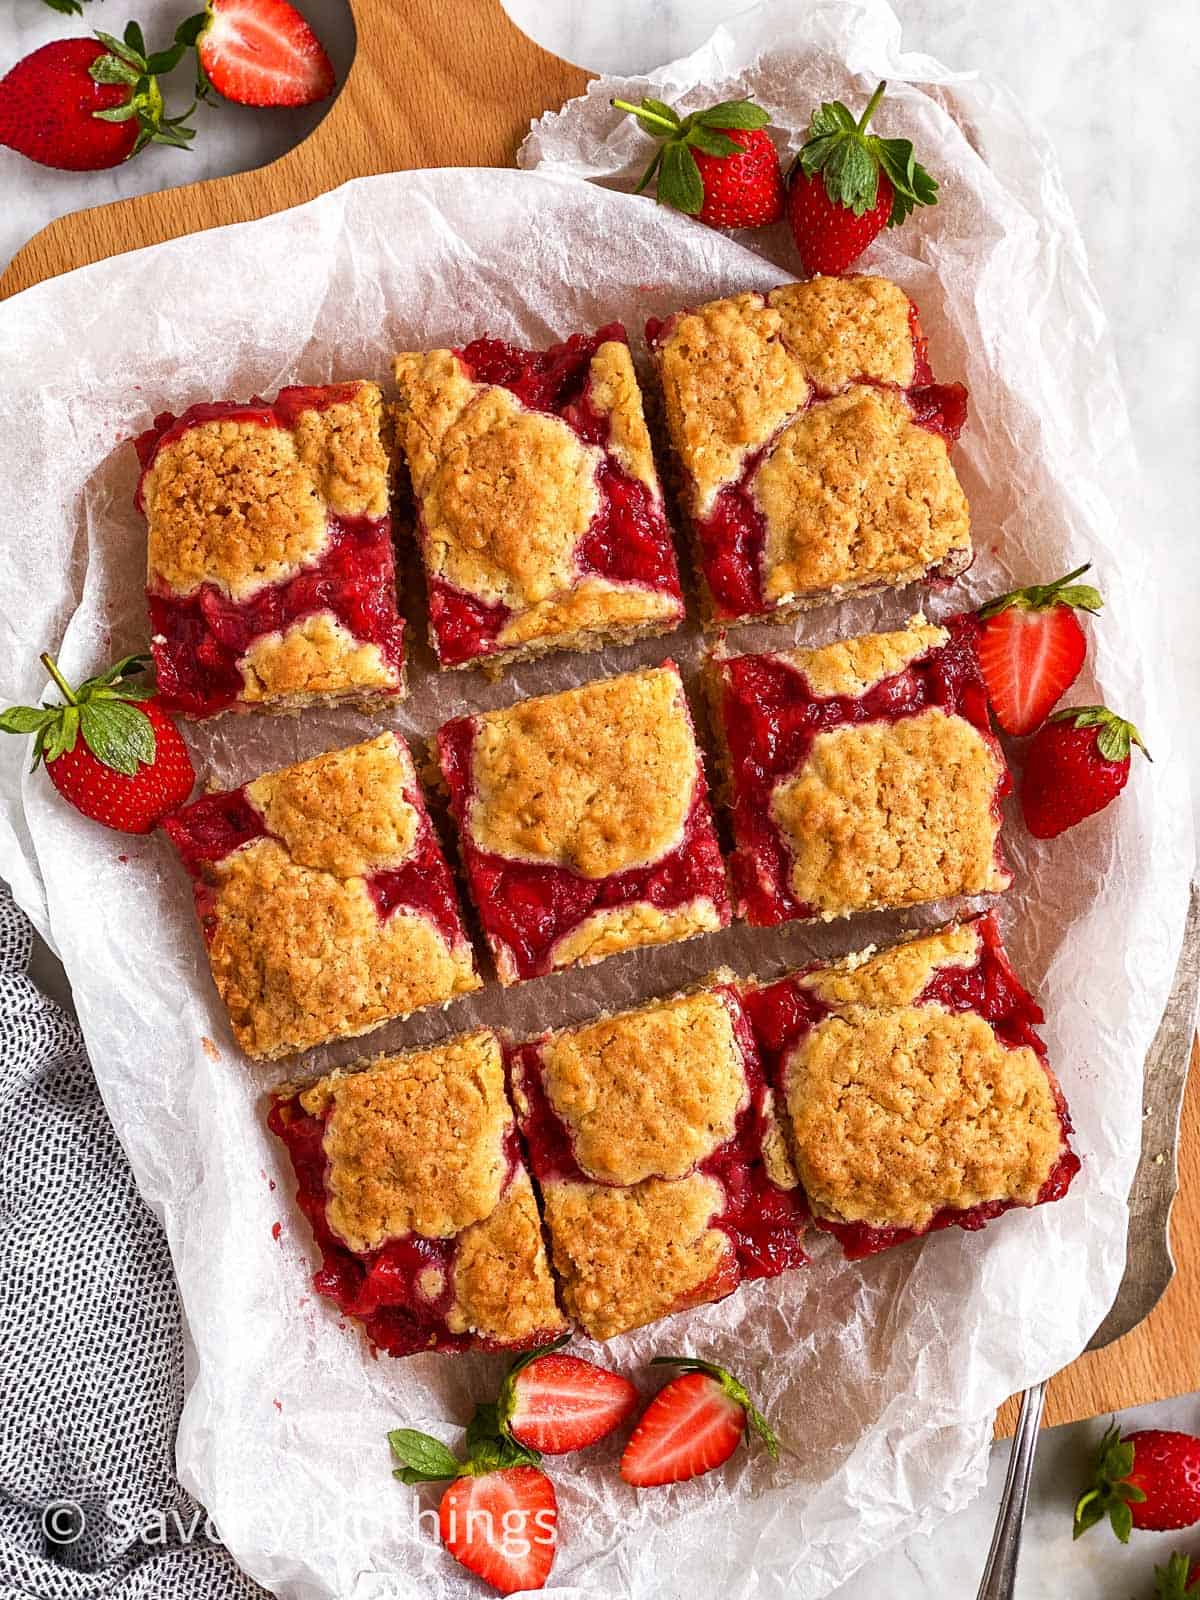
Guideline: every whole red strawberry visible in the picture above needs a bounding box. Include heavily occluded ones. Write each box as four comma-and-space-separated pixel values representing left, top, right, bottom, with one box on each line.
1021, 705, 1149, 840
0, 25, 196, 171
976, 563, 1103, 736
1075, 1425, 1200, 1542
620, 1357, 778, 1487
0, 652, 194, 834
786, 80, 937, 274
1155, 1552, 1200, 1598
611, 95, 784, 228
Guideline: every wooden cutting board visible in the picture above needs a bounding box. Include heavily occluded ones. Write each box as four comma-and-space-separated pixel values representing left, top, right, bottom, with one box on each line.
2, 0, 1196, 1438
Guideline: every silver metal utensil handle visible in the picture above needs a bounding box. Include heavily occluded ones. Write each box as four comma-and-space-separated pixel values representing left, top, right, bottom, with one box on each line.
975, 1381, 1047, 1600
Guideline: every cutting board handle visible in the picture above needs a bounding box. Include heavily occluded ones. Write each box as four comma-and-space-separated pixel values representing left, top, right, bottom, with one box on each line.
0, 0, 590, 297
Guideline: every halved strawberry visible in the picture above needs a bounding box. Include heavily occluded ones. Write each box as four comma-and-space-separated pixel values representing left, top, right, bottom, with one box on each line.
499, 1344, 639, 1455
389, 1416, 557, 1595
439, 1466, 557, 1595
975, 564, 1102, 736
620, 1358, 778, 1488
191, 0, 333, 108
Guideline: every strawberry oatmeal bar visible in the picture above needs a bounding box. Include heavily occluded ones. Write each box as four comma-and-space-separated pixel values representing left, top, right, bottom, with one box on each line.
740, 916, 1080, 1258
647, 275, 971, 624
163, 733, 479, 1059
136, 382, 405, 718
268, 1029, 566, 1356
436, 663, 730, 983
507, 976, 807, 1339
705, 616, 1011, 925
392, 325, 684, 669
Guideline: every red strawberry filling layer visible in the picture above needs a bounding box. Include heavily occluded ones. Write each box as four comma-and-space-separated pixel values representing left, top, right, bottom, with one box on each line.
136, 390, 404, 718
647, 299, 968, 621
509, 987, 807, 1287
420, 328, 683, 666
161, 780, 467, 954
741, 914, 1079, 1260
715, 614, 1008, 925
268, 1099, 547, 1356
438, 717, 729, 981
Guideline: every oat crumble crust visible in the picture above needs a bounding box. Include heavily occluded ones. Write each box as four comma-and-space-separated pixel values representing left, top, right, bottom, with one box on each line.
467, 667, 697, 878
538, 991, 747, 1185
780, 621, 949, 699
803, 923, 983, 1009
755, 385, 971, 603
245, 733, 419, 879
208, 843, 479, 1059
783, 1006, 1064, 1231
541, 1173, 732, 1340
448, 1169, 568, 1342
768, 276, 917, 393
238, 613, 396, 705
298, 1031, 510, 1252
496, 578, 679, 650
656, 291, 811, 517
770, 708, 1009, 917
585, 339, 661, 494
545, 898, 724, 975
144, 381, 388, 601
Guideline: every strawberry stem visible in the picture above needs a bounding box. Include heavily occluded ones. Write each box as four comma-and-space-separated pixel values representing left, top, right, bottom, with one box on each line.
40, 652, 77, 707
857, 80, 886, 134
610, 97, 676, 135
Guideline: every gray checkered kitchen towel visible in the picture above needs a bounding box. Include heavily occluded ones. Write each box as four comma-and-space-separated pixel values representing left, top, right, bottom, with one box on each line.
0, 886, 265, 1600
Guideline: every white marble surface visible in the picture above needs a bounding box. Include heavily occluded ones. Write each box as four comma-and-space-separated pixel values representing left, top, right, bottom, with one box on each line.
2, 0, 1199, 1595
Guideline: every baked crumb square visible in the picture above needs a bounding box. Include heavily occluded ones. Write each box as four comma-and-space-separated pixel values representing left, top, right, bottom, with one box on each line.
136, 382, 405, 718
268, 1029, 566, 1355
163, 732, 480, 1059
437, 662, 730, 984
508, 977, 806, 1340
706, 617, 1011, 925
647, 275, 972, 625
392, 325, 684, 669
740, 915, 1079, 1258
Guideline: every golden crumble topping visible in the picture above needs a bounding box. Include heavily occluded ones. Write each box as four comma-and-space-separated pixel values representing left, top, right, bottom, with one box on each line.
781, 621, 948, 699
237, 612, 398, 703
541, 1174, 732, 1341
290, 383, 390, 519
496, 578, 680, 649
448, 1170, 568, 1343
784, 1006, 1064, 1231
207, 840, 479, 1059
586, 339, 660, 494
538, 991, 747, 1185
754, 386, 971, 603
769, 276, 916, 392
466, 666, 697, 878
770, 708, 1009, 917
245, 733, 419, 879
298, 1031, 509, 1252
804, 923, 983, 1009
544, 898, 725, 977
394, 350, 603, 610
760, 1088, 800, 1189
656, 292, 810, 516
144, 418, 329, 601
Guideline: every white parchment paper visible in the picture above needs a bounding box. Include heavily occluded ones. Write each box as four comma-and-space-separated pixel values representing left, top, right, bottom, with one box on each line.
0, 0, 1194, 1594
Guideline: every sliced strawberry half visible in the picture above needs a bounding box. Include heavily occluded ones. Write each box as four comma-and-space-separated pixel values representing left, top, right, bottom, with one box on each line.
975, 563, 1102, 736
500, 1346, 639, 1455
193, 0, 334, 108
620, 1358, 778, 1488
439, 1466, 558, 1595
